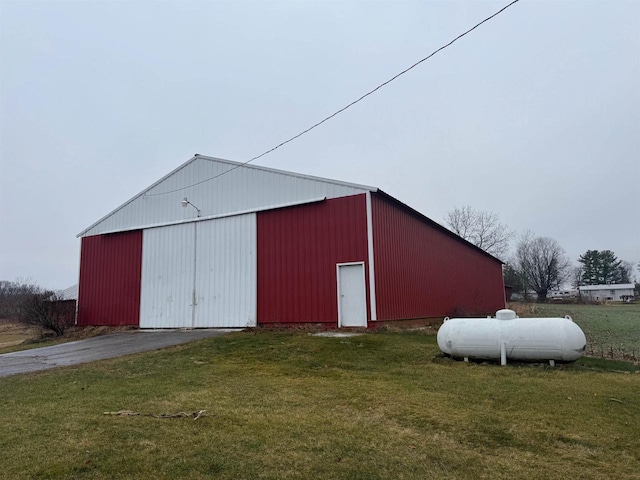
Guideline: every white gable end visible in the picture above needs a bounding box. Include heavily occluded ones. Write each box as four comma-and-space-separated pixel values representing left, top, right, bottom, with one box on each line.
79, 155, 375, 237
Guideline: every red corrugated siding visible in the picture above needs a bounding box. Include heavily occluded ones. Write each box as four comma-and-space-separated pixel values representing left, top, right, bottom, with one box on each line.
77, 230, 142, 326
257, 195, 370, 325
372, 193, 504, 320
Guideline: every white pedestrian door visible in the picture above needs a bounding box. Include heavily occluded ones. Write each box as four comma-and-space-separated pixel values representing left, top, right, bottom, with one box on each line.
337, 263, 367, 327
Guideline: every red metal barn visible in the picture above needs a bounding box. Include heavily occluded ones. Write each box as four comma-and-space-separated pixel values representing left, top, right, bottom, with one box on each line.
77, 155, 505, 328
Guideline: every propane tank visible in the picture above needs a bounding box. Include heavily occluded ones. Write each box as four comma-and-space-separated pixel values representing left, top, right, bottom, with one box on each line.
437, 309, 586, 365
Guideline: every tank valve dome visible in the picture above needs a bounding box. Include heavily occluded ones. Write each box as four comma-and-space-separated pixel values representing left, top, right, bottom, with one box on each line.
496, 309, 517, 320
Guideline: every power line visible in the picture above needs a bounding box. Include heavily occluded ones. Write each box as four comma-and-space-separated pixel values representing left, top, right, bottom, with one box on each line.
146, 0, 521, 197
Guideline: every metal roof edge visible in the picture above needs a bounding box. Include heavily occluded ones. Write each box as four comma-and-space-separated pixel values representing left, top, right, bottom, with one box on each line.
77, 155, 200, 237
80, 197, 328, 237
194, 155, 378, 193
374, 190, 505, 265
578, 283, 635, 290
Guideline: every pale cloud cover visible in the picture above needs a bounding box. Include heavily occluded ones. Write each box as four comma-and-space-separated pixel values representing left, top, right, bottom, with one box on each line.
1, 0, 638, 289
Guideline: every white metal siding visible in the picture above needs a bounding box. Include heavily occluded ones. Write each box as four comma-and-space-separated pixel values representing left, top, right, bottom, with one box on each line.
81, 156, 371, 237
140, 223, 195, 328
195, 214, 257, 327
580, 288, 634, 301
139, 214, 257, 328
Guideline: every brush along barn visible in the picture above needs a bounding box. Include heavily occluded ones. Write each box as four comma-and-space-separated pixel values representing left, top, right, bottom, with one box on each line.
77, 155, 505, 329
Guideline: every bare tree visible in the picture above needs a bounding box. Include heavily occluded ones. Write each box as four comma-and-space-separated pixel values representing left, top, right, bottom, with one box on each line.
619, 260, 635, 283
570, 265, 583, 289
0, 279, 74, 336
0, 278, 39, 319
19, 290, 74, 336
513, 231, 571, 301
445, 206, 513, 259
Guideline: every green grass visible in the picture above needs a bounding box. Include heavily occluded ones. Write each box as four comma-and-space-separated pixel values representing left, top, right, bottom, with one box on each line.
1, 331, 639, 479
573, 356, 639, 373
532, 303, 640, 358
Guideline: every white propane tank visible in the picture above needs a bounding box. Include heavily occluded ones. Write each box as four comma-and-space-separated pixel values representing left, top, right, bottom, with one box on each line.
437, 309, 586, 365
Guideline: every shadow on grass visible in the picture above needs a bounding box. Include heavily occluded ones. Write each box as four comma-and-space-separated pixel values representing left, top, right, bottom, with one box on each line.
432, 353, 638, 373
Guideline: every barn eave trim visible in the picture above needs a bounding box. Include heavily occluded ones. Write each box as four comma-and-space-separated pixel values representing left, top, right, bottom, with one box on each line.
78, 197, 328, 237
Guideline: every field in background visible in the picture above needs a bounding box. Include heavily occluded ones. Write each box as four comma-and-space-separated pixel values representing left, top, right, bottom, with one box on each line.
0, 319, 40, 350
1, 331, 638, 479
0, 318, 118, 354
508, 303, 640, 361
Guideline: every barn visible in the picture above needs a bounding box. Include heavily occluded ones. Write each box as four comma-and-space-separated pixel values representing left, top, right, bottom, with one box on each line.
76, 155, 505, 329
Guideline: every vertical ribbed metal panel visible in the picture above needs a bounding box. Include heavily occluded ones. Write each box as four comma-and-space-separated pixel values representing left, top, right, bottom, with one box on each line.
81, 157, 372, 236
77, 231, 142, 326
371, 193, 505, 320
139, 223, 195, 328
257, 194, 369, 325
195, 214, 257, 327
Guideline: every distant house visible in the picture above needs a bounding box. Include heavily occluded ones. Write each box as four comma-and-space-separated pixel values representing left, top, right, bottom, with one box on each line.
578, 284, 635, 302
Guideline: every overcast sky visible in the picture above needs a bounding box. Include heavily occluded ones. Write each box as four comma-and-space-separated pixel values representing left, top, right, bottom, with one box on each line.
1, 0, 639, 289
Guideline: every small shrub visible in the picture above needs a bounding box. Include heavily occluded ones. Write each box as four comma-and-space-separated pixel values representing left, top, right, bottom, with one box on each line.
19, 292, 75, 337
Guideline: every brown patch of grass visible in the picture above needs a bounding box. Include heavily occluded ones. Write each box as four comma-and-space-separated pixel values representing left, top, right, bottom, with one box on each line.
506, 301, 537, 317
0, 318, 133, 354
0, 319, 41, 349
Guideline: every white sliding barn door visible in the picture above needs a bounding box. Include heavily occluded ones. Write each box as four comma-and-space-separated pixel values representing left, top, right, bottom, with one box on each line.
195, 214, 257, 328
140, 223, 195, 328
139, 214, 256, 328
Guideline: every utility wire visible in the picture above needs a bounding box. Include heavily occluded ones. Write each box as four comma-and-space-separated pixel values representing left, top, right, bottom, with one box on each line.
146, 0, 521, 197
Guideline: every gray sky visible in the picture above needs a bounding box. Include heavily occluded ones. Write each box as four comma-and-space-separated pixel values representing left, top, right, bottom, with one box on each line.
1, 0, 639, 290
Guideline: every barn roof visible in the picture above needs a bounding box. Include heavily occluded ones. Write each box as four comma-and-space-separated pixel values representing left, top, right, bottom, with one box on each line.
59, 284, 78, 300
578, 284, 634, 291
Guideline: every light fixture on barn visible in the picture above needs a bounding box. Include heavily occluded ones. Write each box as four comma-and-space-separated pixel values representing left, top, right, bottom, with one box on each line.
181, 197, 201, 217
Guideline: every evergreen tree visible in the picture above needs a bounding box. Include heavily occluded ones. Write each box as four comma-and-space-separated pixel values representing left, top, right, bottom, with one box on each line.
578, 250, 600, 284
577, 250, 624, 285
599, 250, 623, 284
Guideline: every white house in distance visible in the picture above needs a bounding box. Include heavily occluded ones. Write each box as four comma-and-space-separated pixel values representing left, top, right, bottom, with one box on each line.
578, 284, 635, 302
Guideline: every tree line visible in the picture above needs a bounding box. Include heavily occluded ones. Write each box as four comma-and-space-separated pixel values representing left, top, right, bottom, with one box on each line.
445, 206, 637, 301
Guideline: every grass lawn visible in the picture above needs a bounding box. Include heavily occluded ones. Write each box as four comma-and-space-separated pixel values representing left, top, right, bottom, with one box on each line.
1, 331, 638, 479
527, 303, 640, 359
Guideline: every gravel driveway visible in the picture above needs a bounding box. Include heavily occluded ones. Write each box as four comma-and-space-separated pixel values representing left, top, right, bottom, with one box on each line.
0, 329, 232, 377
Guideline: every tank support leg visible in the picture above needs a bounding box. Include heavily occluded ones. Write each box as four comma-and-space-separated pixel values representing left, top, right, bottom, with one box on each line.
464, 357, 469, 362
500, 342, 507, 366
549, 360, 555, 367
